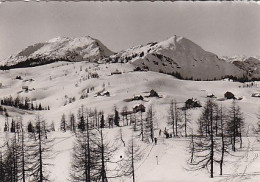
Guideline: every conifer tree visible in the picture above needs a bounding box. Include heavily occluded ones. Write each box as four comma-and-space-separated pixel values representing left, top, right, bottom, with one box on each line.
60, 113, 67, 132
77, 105, 86, 131
114, 108, 120, 127
38, 103, 42, 110
69, 113, 76, 132
11, 118, 16, 133
100, 114, 105, 128
4, 121, 9, 132
28, 121, 34, 133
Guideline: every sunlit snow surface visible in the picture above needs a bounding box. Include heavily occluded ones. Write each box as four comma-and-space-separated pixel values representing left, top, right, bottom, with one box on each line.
0, 61, 259, 182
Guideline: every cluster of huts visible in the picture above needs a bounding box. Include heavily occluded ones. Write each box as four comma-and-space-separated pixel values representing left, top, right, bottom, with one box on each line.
125, 89, 160, 102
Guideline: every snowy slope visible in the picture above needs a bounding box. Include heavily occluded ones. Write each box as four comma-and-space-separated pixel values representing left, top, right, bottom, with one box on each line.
0, 61, 258, 131
1, 36, 113, 68
107, 35, 246, 80
0, 61, 260, 182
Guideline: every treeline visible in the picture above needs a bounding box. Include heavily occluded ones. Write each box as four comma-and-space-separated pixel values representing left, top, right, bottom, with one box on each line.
1, 95, 49, 111
166, 72, 260, 82
224, 75, 260, 82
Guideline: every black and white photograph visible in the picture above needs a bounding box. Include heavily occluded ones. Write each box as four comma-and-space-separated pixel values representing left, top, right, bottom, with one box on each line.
0, 1, 260, 182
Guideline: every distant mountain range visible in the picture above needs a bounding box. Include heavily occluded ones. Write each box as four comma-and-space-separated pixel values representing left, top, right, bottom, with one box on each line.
1, 35, 259, 81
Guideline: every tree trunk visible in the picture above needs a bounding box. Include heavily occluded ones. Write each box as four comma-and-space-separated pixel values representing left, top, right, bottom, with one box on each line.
233, 111, 236, 152
140, 111, 143, 141
190, 134, 194, 163
175, 101, 178, 136
238, 120, 242, 148
87, 116, 91, 182
131, 137, 135, 182
184, 108, 187, 137
210, 105, 214, 178
84, 137, 88, 182
38, 122, 43, 182
126, 113, 128, 126
13, 134, 18, 182
21, 128, 26, 182
220, 106, 224, 176
101, 129, 107, 182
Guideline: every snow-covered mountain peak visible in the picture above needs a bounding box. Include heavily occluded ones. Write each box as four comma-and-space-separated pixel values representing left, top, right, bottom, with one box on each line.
2, 36, 114, 69
108, 35, 245, 80
158, 35, 203, 52
160, 35, 182, 46
47, 36, 69, 43
158, 36, 179, 50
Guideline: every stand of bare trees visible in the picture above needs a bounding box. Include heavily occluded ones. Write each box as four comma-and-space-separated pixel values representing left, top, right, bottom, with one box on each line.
27, 114, 54, 181
168, 100, 183, 137
70, 106, 119, 182
0, 115, 54, 182
189, 99, 244, 178
226, 101, 244, 152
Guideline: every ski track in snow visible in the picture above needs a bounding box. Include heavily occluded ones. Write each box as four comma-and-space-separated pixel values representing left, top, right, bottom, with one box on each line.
136, 144, 155, 170
218, 125, 260, 182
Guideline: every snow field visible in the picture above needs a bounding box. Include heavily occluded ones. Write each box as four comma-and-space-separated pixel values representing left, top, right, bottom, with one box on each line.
0, 61, 259, 181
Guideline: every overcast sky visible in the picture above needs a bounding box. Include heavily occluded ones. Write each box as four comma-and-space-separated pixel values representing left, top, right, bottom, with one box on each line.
0, 1, 260, 60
